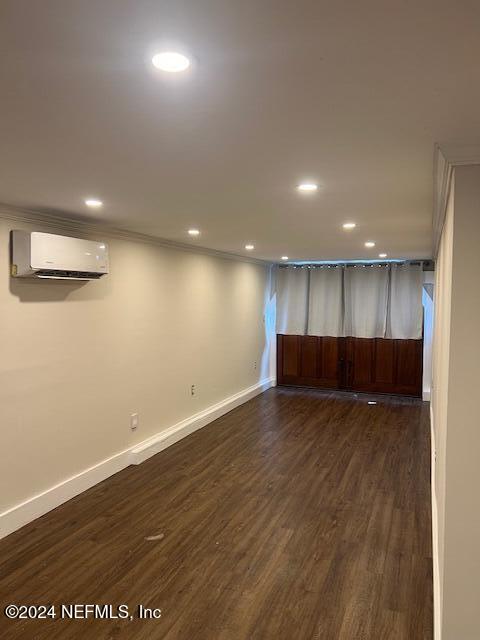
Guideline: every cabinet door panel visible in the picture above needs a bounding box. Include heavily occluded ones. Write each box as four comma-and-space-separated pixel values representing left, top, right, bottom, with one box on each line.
375, 339, 395, 384
351, 338, 374, 385
282, 335, 300, 377
277, 335, 422, 397
322, 337, 340, 381
300, 336, 317, 378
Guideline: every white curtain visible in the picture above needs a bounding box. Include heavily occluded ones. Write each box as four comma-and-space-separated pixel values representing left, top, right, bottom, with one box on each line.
308, 267, 344, 336
275, 267, 309, 335
387, 263, 423, 339
276, 263, 423, 339
343, 265, 389, 338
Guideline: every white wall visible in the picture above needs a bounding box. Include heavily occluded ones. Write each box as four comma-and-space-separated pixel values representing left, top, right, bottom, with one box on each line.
0, 215, 273, 522
431, 178, 454, 638
442, 166, 480, 639
432, 165, 480, 639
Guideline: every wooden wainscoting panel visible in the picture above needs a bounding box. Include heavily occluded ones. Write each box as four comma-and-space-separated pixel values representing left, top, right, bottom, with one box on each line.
349, 338, 374, 386
300, 336, 318, 378
277, 335, 423, 397
281, 335, 300, 377
277, 335, 342, 389
395, 339, 423, 396
322, 337, 341, 383
375, 338, 395, 384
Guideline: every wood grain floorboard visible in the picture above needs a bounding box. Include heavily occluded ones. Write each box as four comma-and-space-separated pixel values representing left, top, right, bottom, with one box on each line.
0, 388, 433, 639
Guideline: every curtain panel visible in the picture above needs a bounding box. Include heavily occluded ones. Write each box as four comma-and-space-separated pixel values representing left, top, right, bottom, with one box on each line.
387, 264, 423, 339
308, 266, 344, 336
275, 266, 309, 335
343, 265, 389, 338
275, 263, 423, 339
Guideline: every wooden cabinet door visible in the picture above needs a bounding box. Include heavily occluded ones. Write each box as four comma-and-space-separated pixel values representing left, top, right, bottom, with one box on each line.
277, 334, 422, 397
345, 337, 422, 397
277, 335, 342, 389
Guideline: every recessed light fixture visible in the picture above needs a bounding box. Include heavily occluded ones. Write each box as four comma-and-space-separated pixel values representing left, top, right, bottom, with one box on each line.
85, 198, 103, 208
188, 228, 200, 236
245, 244, 255, 251
152, 51, 190, 72
281, 256, 289, 261
379, 253, 387, 258
365, 241, 375, 248
342, 222, 356, 230
297, 183, 318, 193
368, 401, 377, 405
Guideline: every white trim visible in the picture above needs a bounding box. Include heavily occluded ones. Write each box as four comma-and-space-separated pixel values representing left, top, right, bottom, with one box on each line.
433, 143, 480, 258
437, 143, 480, 166
131, 377, 275, 464
0, 203, 268, 266
0, 377, 275, 540
423, 390, 431, 402
430, 404, 442, 640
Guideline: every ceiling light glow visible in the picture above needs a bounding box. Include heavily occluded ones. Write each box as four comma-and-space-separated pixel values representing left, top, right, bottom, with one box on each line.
152, 51, 190, 72
365, 241, 375, 248
188, 229, 200, 236
245, 244, 255, 251
379, 253, 387, 258
297, 183, 318, 192
342, 222, 356, 230
85, 199, 103, 208
281, 256, 289, 261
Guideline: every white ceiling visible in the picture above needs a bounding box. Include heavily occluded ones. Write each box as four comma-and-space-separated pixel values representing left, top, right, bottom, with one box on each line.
1, 0, 480, 262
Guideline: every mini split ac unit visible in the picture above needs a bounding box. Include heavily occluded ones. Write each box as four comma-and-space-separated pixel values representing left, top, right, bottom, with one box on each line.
10, 231, 109, 280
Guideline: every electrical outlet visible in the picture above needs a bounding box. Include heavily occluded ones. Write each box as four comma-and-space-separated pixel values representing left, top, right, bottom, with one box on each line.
130, 413, 139, 431
190, 384, 196, 396
254, 361, 257, 370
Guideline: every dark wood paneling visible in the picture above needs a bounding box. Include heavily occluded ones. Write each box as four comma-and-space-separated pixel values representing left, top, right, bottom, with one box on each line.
349, 338, 374, 386
397, 340, 422, 386
375, 338, 395, 383
277, 335, 342, 389
278, 334, 423, 397
282, 335, 299, 377
300, 336, 317, 378
322, 337, 340, 381
0, 388, 433, 640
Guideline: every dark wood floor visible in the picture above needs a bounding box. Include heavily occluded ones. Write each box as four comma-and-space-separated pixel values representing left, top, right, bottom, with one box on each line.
0, 388, 433, 640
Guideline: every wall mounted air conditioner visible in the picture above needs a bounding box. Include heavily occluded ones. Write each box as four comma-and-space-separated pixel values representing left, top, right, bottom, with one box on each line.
10, 231, 109, 280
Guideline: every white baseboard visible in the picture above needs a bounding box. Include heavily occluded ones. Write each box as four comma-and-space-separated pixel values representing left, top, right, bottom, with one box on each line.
0, 377, 275, 540
423, 389, 431, 402
430, 404, 442, 640
130, 377, 275, 464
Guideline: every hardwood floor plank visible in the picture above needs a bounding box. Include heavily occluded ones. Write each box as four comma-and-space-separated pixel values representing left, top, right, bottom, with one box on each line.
0, 388, 432, 639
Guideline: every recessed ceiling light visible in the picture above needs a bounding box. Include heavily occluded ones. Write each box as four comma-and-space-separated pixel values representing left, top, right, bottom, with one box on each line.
297, 183, 318, 192
245, 244, 255, 251
281, 256, 289, 261
368, 401, 377, 405
188, 228, 200, 236
342, 222, 356, 230
379, 253, 387, 258
85, 198, 103, 208
365, 241, 375, 248
152, 51, 190, 72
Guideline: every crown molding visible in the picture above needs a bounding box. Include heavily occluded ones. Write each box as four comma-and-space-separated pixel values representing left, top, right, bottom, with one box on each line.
437, 143, 480, 166
0, 202, 270, 267
432, 143, 480, 258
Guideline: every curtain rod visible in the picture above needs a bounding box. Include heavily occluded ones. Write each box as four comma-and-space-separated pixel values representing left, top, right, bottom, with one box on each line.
279, 259, 434, 270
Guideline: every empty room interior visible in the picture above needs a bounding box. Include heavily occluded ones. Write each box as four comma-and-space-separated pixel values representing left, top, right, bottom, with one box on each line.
1, 2, 480, 639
